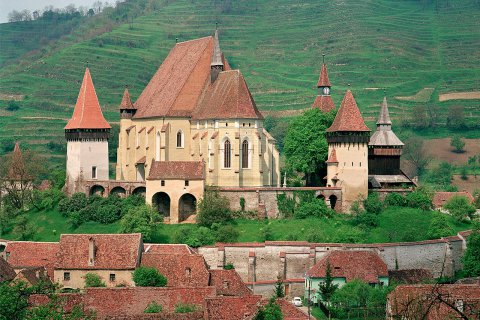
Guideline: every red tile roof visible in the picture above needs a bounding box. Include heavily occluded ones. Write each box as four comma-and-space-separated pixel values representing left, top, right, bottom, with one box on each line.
432, 191, 475, 208
65, 68, 111, 130
143, 243, 193, 255
5, 241, 59, 279
204, 295, 262, 320
208, 269, 252, 296
193, 70, 264, 120
307, 250, 388, 283
311, 95, 335, 113
119, 88, 135, 110
141, 253, 210, 287
147, 160, 204, 180
55, 234, 142, 270
388, 269, 433, 284
275, 299, 309, 320
14, 267, 51, 286
0, 258, 16, 282
317, 64, 331, 87
326, 148, 338, 163
326, 90, 370, 132
134, 37, 214, 119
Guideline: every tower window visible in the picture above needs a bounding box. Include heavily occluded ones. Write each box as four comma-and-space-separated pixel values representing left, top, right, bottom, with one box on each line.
64, 272, 70, 281
92, 166, 97, 179
352, 162, 354, 166
242, 139, 249, 169
109, 273, 116, 282
161, 180, 165, 187
176, 130, 184, 148
224, 139, 231, 168
185, 180, 189, 187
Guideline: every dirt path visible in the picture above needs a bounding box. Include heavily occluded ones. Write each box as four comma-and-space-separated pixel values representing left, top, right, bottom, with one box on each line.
438, 91, 480, 102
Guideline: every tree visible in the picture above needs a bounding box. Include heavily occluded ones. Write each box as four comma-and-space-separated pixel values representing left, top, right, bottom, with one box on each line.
462, 231, 480, 277
274, 278, 285, 298
411, 105, 428, 129
119, 205, 161, 242
132, 267, 167, 287
284, 108, 335, 186
450, 135, 465, 153
427, 215, 454, 239
84, 273, 106, 288
318, 262, 338, 304
447, 106, 466, 129
253, 297, 283, 320
402, 136, 432, 176
443, 195, 476, 222
196, 187, 231, 227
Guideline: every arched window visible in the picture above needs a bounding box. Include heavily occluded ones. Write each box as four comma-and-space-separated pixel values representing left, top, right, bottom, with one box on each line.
224, 140, 231, 168
156, 132, 161, 161
242, 139, 249, 168
176, 130, 183, 148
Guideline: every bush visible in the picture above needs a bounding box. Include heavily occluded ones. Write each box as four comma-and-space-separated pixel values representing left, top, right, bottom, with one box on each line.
132, 267, 167, 287
84, 273, 106, 288
351, 212, 379, 228
276, 193, 296, 218
196, 188, 232, 227
294, 198, 332, 219
261, 225, 274, 241
384, 193, 406, 207
95, 204, 122, 224
427, 214, 454, 239
443, 195, 476, 223
253, 297, 283, 320
58, 193, 87, 217
215, 225, 240, 243
120, 205, 161, 242
364, 193, 383, 214
32, 188, 66, 211
173, 226, 215, 247
6, 100, 20, 111
405, 189, 432, 211
174, 303, 196, 313
450, 135, 465, 153
224, 263, 234, 270
144, 301, 163, 313
462, 231, 480, 277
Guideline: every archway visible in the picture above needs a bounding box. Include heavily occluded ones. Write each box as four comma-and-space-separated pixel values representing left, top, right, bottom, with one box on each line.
90, 185, 105, 196
110, 186, 126, 198
329, 195, 337, 210
152, 192, 170, 217
316, 194, 325, 202
179, 193, 196, 222
132, 187, 146, 197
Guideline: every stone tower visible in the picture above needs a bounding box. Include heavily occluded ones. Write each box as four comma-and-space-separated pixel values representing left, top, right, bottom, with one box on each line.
325, 90, 370, 211
64, 68, 111, 194
116, 88, 136, 181
311, 62, 335, 112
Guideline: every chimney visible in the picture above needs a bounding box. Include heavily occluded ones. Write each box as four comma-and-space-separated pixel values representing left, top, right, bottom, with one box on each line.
88, 237, 96, 266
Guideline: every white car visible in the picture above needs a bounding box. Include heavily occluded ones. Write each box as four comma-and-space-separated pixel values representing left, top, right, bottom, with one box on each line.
291, 297, 303, 307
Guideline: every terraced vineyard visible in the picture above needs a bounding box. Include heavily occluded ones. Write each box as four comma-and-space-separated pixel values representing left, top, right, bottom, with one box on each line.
0, 0, 479, 166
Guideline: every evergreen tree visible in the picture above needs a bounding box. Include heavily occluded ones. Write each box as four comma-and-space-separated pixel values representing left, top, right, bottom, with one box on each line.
318, 261, 338, 303
274, 278, 285, 298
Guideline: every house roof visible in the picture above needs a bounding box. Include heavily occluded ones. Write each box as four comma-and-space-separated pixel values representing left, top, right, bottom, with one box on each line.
208, 269, 252, 296
192, 70, 264, 120
311, 95, 335, 113
55, 234, 142, 270
326, 148, 338, 163
141, 253, 210, 287
388, 269, 433, 284
307, 250, 388, 283
432, 191, 475, 208
326, 90, 370, 132
317, 64, 331, 87
143, 243, 193, 255
0, 258, 16, 282
369, 97, 403, 147
147, 160, 204, 180
119, 88, 135, 110
64, 68, 111, 130
133, 36, 214, 118
14, 267, 51, 286
5, 241, 59, 279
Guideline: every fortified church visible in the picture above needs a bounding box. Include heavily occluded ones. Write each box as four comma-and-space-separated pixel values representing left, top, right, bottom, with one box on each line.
64, 30, 414, 221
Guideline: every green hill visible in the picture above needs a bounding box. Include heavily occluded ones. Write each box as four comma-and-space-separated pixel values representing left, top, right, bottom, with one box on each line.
0, 0, 479, 168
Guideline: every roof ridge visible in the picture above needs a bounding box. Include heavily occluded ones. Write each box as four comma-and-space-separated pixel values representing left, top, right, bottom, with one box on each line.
326, 90, 370, 132
176, 35, 212, 45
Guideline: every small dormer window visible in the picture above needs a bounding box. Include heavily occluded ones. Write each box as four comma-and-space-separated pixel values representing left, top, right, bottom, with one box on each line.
223, 281, 229, 289
185, 268, 191, 277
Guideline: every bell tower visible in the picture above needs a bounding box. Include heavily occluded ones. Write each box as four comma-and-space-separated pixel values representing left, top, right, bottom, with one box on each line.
64, 68, 111, 194
311, 55, 335, 112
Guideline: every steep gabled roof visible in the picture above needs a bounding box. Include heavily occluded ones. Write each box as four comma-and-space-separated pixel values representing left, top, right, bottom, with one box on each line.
326, 148, 338, 163
377, 96, 392, 125
193, 70, 264, 120
147, 160, 205, 180
65, 68, 111, 130
326, 90, 370, 132
119, 88, 135, 110
311, 95, 335, 112
209, 269, 252, 296
134, 37, 214, 118
317, 64, 331, 87
5, 241, 59, 279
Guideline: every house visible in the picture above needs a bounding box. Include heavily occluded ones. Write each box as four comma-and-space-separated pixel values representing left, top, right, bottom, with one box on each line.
13, 267, 51, 286
432, 191, 475, 210
208, 269, 252, 296
305, 250, 389, 303
54, 233, 142, 289
4, 241, 59, 279
387, 284, 480, 319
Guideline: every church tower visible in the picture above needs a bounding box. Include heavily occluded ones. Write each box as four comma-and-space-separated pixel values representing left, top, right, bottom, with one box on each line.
326, 90, 370, 211
311, 60, 335, 112
65, 68, 111, 194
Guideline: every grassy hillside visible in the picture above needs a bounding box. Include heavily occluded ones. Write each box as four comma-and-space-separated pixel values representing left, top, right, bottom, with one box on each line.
0, 0, 479, 166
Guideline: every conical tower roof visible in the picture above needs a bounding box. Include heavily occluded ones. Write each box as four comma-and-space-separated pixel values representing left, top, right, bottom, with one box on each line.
376, 96, 392, 125
317, 64, 331, 87
369, 96, 403, 147
65, 68, 111, 130
326, 90, 370, 132
119, 88, 135, 110
211, 29, 224, 68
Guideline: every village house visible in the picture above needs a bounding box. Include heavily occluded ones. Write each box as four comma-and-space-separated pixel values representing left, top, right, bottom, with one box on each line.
305, 250, 389, 303
432, 191, 475, 211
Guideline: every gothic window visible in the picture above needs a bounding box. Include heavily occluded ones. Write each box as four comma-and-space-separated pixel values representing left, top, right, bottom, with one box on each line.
224, 139, 231, 168
242, 139, 249, 169
156, 132, 161, 161
176, 130, 184, 148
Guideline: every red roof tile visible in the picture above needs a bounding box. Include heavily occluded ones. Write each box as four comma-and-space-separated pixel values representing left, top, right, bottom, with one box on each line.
0, 258, 16, 282
388, 269, 433, 284
134, 37, 214, 118
65, 68, 111, 130
275, 299, 309, 320
208, 269, 252, 296
14, 267, 51, 286
143, 243, 193, 255
141, 253, 210, 287
5, 241, 59, 279
326, 90, 370, 132
119, 88, 135, 110
193, 70, 264, 120
317, 64, 331, 87
307, 250, 388, 283
311, 95, 335, 112
432, 191, 475, 208
55, 234, 142, 270
326, 148, 338, 163
204, 295, 262, 320
147, 161, 204, 180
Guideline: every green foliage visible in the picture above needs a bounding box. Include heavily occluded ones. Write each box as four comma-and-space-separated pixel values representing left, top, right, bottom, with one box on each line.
120, 205, 161, 242
12, 215, 35, 240
224, 263, 235, 270
450, 135, 466, 153
363, 193, 383, 215
144, 301, 163, 313
427, 214, 454, 239
239, 197, 246, 211
462, 231, 480, 277
261, 224, 274, 241
84, 273, 106, 288
6, 100, 20, 111
32, 188, 66, 211
46, 141, 66, 153
253, 297, 283, 320
294, 198, 332, 219
0, 281, 29, 320
384, 193, 407, 207
351, 212, 379, 228
196, 188, 231, 227
447, 106, 467, 129
318, 262, 338, 303
284, 108, 335, 186
274, 279, 285, 298
132, 267, 167, 287
58, 193, 87, 217
443, 195, 476, 223
174, 303, 196, 313
423, 162, 454, 189
276, 193, 296, 218
173, 226, 215, 247
215, 224, 240, 243
405, 188, 433, 211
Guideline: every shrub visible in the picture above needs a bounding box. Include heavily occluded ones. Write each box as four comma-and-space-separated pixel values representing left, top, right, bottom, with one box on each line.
196, 188, 232, 227
84, 273, 106, 288
427, 215, 454, 239
352, 212, 379, 228
95, 204, 122, 224
144, 301, 163, 313
174, 303, 196, 313
443, 195, 476, 223
364, 193, 383, 214
261, 225, 274, 241
58, 193, 87, 217
132, 267, 167, 287
276, 193, 296, 218
224, 263, 234, 270
294, 198, 332, 219
240, 197, 246, 211
384, 193, 406, 207
462, 231, 480, 277
215, 225, 240, 243
173, 226, 215, 247
120, 205, 161, 242
253, 297, 283, 320
6, 100, 20, 111
450, 135, 465, 153
405, 189, 432, 211
32, 188, 66, 211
